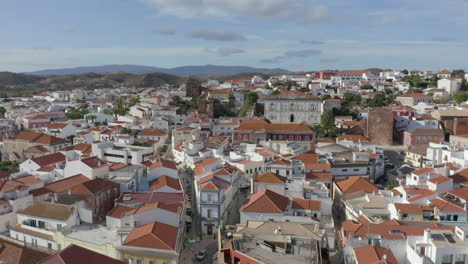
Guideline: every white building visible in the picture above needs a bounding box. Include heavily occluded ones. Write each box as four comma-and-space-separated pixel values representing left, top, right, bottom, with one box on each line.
438, 78, 462, 95
11, 202, 80, 249
264, 90, 322, 125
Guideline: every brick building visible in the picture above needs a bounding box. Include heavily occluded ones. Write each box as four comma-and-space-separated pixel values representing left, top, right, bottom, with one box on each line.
365, 108, 394, 146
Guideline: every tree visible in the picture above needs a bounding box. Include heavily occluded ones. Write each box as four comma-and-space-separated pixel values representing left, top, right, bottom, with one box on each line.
129, 97, 140, 107
453, 92, 468, 104
360, 84, 374, 90
401, 69, 408, 75
452, 69, 465, 77
402, 75, 422, 88
367, 93, 387, 107
316, 110, 338, 138
342, 93, 362, 108
272, 89, 281, 96
461, 79, 468, 92
322, 94, 332, 100
245, 92, 259, 104
428, 75, 439, 87
66, 109, 89, 119
0, 107, 6, 116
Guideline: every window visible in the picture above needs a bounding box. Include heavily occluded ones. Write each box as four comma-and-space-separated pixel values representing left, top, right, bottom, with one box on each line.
289, 135, 293, 140
136, 260, 142, 264
455, 254, 466, 264
149, 261, 155, 264
208, 194, 212, 201
38, 221, 45, 229
442, 255, 453, 264
207, 209, 212, 218
353, 169, 359, 172
29, 220, 37, 227
342, 169, 348, 172
57, 224, 62, 230
402, 213, 408, 218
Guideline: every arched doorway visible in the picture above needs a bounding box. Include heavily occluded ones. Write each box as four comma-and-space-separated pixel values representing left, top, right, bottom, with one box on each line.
290, 114, 295, 123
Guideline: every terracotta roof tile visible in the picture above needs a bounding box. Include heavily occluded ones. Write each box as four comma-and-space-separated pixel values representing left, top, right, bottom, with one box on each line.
40, 244, 126, 264
291, 198, 320, 211
31, 153, 66, 167
149, 159, 177, 171
139, 128, 167, 136
430, 197, 467, 212
254, 172, 287, 184
241, 189, 288, 213
353, 245, 399, 264
150, 176, 181, 191
123, 222, 178, 250
336, 176, 378, 194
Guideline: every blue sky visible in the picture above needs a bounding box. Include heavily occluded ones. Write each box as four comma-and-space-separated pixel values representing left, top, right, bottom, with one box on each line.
2, 0, 468, 72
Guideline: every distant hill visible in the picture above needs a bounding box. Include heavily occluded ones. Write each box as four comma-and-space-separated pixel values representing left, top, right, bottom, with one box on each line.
0, 71, 197, 95
25, 64, 288, 76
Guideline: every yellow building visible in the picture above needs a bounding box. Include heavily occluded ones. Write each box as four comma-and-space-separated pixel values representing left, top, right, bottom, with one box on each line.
53, 224, 121, 259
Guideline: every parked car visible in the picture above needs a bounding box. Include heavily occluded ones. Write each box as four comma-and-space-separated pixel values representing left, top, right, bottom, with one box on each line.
196, 249, 208, 261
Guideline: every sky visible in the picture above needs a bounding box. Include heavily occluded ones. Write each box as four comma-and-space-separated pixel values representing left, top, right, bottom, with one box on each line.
2, 0, 468, 72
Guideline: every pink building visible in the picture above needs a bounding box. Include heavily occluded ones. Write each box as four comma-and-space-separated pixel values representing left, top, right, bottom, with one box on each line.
403, 128, 444, 147
22, 115, 51, 129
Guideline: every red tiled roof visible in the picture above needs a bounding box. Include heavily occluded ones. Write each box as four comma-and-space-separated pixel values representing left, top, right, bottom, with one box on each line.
46, 123, 68, 129
394, 203, 433, 214
254, 172, 287, 184
139, 128, 167, 136
123, 222, 178, 250
0, 175, 42, 193
40, 244, 126, 264
241, 189, 288, 213
412, 167, 434, 176
81, 157, 107, 169
447, 187, 468, 201
149, 159, 177, 171
150, 176, 181, 191
31, 153, 66, 167
428, 176, 452, 184
430, 197, 467, 212
291, 198, 320, 211
29, 174, 90, 196
336, 176, 378, 194
353, 245, 399, 264
452, 169, 468, 183
200, 181, 222, 190
72, 178, 117, 194
305, 171, 333, 182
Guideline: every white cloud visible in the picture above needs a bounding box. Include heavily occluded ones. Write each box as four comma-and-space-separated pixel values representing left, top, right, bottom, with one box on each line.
142, 0, 329, 24
152, 28, 176, 35
187, 29, 247, 41
261, 49, 322, 63
204, 47, 245, 56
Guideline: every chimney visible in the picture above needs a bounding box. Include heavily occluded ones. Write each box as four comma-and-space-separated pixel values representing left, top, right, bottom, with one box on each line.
67, 189, 72, 195
52, 193, 58, 203
98, 160, 101, 167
